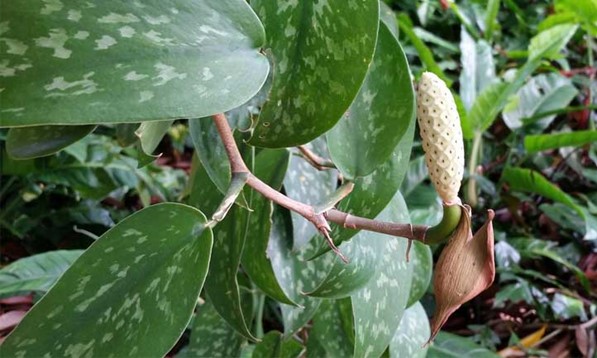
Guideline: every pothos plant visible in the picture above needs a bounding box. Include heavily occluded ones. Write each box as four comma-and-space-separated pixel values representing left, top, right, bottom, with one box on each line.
0, 0, 578, 357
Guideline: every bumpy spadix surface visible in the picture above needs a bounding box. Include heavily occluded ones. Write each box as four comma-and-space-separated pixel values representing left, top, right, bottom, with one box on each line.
416, 72, 464, 203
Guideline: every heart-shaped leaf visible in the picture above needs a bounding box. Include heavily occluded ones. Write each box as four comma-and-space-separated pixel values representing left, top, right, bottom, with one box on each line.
283, 138, 337, 250
313, 112, 415, 256
6, 125, 96, 159
241, 149, 298, 306
406, 241, 433, 307
0, 0, 269, 127
389, 302, 430, 358
310, 300, 354, 357
252, 331, 303, 358
268, 207, 333, 335
249, 0, 379, 147
0, 203, 213, 357
189, 118, 233, 195
203, 194, 256, 340
179, 300, 244, 358
327, 22, 415, 179
351, 191, 414, 358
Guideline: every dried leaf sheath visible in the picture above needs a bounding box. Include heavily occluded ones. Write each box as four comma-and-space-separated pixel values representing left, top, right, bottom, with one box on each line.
429, 208, 495, 342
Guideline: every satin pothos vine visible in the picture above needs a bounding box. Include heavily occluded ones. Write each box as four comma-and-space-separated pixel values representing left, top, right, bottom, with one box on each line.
210, 72, 495, 343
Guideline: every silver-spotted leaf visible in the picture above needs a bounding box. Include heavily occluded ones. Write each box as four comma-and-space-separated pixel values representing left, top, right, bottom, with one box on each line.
241, 149, 298, 306
0, 203, 213, 357
310, 300, 354, 357
389, 302, 430, 358
312, 112, 415, 257
180, 300, 244, 358
187, 152, 256, 340
204, 196, 256, 340
351, 191, 414, 358
268, 207, 333, 336
252, 331, 303, 358
249, 0, 379, 147
189, 118, 233, 195
406, 241, 433, 307
0, 0, 268, 127
328, 22, 415, 179
306, 225, 380, 299
283, 138, 337, 250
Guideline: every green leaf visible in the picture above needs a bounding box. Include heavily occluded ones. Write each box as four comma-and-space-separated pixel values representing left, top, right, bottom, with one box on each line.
466, 81, 507, 137
503, 73, 578, 129
283, 138, 337, 250
327, 110, 415, 249
554, 0, 597, 35
459, 28, 496, 111
249, 0, 379, 147
427, 332, 499, 358
501, 167, 597, 240
380, 2, 399, 39
268, 208, 333, 336
528, 24, 578, 60
406, 241, 432, 307
0, 250, 83, 298
502, 167, 579, 214
0, 0, 269, 127
389, 302, 430, 358
465, 24, 577, 137
187, 153, 224, 216
180, 300, 244, 358
189, 118, 232, 195
351, 191, 414, 358
204, 199, 256, 340
551, 293, 587, 320
6, 125, 96, 159
524, 130, 597, 153
0, 203, 213, 357
241, 149, 298, 306
509, 237, 590, 291
252, 331, 302, 358
136, 120, 173, 155
191, 138, 255, 340
310, 300, 354, 357
484, 0, 500, 40
397, 13, 452, 86
305, 229, 380, 299
327, 22, 415, 179
115, 123, 140, 147
413, 28, 460, 53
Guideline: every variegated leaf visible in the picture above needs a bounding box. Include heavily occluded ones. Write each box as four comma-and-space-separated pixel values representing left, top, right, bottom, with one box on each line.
249, 0, 379, 147
0, 0, 268, 127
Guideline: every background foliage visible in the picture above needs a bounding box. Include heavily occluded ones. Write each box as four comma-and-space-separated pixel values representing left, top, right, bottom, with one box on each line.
0, 0, 595, 357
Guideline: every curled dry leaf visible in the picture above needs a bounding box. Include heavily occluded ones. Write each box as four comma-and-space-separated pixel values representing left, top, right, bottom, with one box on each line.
428, 207, 495, 342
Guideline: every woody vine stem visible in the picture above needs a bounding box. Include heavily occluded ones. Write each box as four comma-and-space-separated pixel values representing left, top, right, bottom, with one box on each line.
212, 113, 452, 259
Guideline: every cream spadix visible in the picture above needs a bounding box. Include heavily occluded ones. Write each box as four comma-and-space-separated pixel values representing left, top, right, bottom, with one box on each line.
416, 72, 464, 204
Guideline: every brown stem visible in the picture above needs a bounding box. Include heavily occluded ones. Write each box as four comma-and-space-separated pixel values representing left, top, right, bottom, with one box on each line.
325, 209, 427, 241
211, 114, 429, 255
297, 145, 336, 170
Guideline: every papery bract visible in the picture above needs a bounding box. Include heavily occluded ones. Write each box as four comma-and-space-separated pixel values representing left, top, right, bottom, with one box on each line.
429, 207, 495, 342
